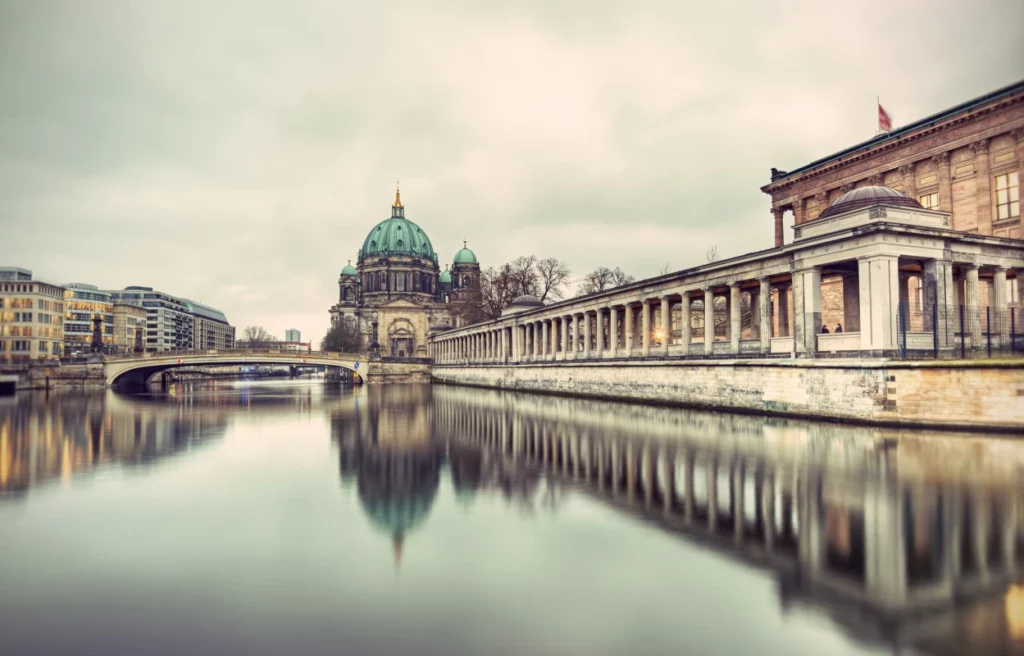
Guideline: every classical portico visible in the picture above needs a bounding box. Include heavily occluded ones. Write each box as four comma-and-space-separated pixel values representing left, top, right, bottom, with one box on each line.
431, 187, 1024, 364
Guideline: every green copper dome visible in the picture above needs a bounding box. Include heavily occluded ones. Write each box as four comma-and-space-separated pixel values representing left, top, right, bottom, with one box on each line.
341, 262, 357, 276
361, 217, 437, 261
453, 245, 477, 265
360, 191, 437, 261
439, 268, 451, 284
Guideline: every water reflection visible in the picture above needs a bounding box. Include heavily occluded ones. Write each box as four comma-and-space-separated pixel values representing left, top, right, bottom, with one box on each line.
330, 385, 1024, 655
0, 390, 229, 499
0, 383, 1021, 655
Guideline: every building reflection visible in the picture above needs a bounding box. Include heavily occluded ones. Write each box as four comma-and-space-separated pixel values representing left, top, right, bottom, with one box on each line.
0, 389, 230, 499
333, 384, 1024, 654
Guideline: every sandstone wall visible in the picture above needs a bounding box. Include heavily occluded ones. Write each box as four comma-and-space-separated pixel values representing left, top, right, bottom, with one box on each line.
432, 360, 1024, 430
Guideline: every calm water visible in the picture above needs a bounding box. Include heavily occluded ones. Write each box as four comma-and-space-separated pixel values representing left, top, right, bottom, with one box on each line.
0, 381, 1022, 656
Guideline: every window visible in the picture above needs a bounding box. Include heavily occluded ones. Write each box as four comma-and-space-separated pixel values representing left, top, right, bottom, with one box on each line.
919, 192, 939, 210
995, 172, 1019, 221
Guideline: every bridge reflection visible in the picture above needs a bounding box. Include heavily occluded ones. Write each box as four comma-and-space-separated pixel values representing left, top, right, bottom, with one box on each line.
334, 385, 1023, 654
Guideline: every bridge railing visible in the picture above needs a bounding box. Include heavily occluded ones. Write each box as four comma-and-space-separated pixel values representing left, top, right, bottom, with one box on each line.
102, 348, 365, 362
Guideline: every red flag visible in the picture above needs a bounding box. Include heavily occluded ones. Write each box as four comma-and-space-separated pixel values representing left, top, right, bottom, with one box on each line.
878, 103, 892, 132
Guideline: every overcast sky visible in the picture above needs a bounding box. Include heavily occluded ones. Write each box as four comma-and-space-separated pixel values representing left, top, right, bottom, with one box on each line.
1, 1, 1022, 342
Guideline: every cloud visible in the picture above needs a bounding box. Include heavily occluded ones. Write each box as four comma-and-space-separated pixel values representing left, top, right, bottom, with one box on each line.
1, 0, 1021, 340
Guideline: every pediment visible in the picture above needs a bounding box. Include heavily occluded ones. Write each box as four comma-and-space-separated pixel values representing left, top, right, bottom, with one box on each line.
380, 298, 426, 309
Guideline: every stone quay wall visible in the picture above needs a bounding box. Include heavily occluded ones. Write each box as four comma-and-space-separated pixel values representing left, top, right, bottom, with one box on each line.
431, 359, 1024, 431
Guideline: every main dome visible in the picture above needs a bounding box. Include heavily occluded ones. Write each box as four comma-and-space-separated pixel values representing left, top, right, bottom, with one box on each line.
819, 186, 922, 219
360, 216, 437, 260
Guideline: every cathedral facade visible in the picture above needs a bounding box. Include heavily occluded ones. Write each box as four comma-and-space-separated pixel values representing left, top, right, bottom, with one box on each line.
329, 189, 481, 357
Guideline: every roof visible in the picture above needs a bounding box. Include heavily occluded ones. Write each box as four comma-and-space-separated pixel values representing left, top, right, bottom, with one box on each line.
819, 186, 922, 219
509, 294, 543, 308
763, 79, 1024, 190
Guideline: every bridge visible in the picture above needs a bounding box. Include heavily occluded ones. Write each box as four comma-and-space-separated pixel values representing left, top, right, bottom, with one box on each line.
104, 348, 367, 387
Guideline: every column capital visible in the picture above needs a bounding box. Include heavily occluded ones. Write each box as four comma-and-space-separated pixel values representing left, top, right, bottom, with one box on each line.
898, 163, 915, 177
867, 173, 883, 186
791, 197, 803, 210
839, 183, 853, 193
1011, 127, 1024, 144
969, 138, 989, 156
931, 151, 950, 166
814, 191, 828, 206
728, 280, 741, 289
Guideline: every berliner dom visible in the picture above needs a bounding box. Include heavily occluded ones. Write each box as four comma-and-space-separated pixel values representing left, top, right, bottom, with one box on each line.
329, 185, 482, 357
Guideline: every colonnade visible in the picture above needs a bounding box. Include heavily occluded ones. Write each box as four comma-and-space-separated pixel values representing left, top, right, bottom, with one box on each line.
432, 253, 1024, 363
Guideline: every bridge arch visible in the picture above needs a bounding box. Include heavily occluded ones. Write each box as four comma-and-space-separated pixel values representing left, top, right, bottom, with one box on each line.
104, 351, 367, 387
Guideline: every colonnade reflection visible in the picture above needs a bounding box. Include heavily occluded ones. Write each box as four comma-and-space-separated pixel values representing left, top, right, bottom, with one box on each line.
333, 384, 1023, 653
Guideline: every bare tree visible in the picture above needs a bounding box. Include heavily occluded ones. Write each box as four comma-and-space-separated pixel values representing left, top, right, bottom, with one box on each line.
576, 267, 635, 296
239, 325, 277, 348
535, 257, 571, 302
705, 245, 720, 263
658, 263, 671, 276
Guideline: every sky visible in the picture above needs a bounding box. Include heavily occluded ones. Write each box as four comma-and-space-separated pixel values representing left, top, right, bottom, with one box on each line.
1, 0, 1022, 343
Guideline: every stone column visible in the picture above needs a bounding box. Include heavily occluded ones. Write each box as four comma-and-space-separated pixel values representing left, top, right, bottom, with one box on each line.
842, 272, 860, 333
541, 321, 549, 360
965, 265, 981, 348
791, 198, 804, 227
899, 163, 916, 201
973, 140, 992, 235
560, 317, 568, 358
609, 306, 618, 357
641, 299, 651, 357
729, 283, 741, 354
795, 267, 822, 356
596, 308, 605, 354
773, 208, 785, 248
777, 284, 790, 337
581, 312, 590, 359
792, 269, 805, 355
624, 304, 634, 354
923, 259, 956, 348
934, 152, 952, 214
704, 288, 715, 355
574, 314, 582, 358
759, 278, 771, 352
660, 296, 671, 355
681, 294, 692, 352
858, 255, 900, 352
993, 267, 1009, 344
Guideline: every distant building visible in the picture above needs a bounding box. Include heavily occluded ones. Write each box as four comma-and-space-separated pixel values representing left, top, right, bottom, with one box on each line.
0, 268, 65, 362
62, 283, 114, 354
285, 328, 301, 342
279, 341, 311, 352
108, 287, 234, 352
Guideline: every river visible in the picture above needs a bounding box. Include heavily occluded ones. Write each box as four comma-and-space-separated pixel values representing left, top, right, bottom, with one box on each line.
0, 381, 1021, 656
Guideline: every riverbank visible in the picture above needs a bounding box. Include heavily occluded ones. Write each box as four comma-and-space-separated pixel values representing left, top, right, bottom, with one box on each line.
431, 358, 1024, 432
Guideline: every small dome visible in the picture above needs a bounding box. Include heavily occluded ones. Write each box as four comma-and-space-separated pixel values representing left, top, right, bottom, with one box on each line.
453, 246, 478, 265
341, 262, 357, 276
819, 186, 922, 219
439, 268, 451, 284
509, 294, 543, 308
428, 321, 452, 332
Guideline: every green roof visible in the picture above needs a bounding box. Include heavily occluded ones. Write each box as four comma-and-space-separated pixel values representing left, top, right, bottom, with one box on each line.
360, 216, 437, 261
341, 263, 357, 276
453, 246, 477, 265
439, 269, 451, 284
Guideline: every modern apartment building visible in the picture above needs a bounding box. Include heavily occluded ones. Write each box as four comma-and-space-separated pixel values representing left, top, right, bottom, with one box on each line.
186, 299, 235, 350
108, 287, 234, 352
63, 283, 114, 354
112, 303, 148, 353
0, 268, 65, 362
285, 328, 301, 342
